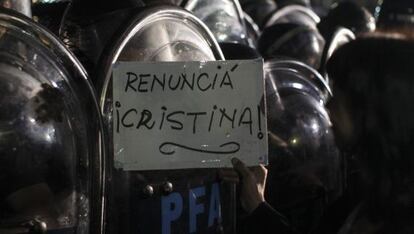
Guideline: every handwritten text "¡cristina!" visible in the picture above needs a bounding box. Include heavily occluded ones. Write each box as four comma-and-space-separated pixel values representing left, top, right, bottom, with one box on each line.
123, 65, 238, 93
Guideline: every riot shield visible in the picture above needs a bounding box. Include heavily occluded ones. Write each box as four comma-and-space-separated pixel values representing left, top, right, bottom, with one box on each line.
263, 4, 320, 29
243, 12, 260, 47
0, 8, 105, 234
264, 59, 342, 233
320, 27, 355, 86
258, 23, 325, 69
266, 59, 331, 102
317, 1, 375, 41
58, 0, 145, 79
184, 0, 250, 47
239, 0, 277, 29
95, 6, 236, 234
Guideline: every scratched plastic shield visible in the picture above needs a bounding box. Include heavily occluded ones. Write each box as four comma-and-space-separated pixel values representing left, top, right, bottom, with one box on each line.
96, 6, 235, 234
320, 27, 355, 86
0, 9, 104, 234
264, 60, 342, 233
263, 5, 320, 29
184, 0, 250, 46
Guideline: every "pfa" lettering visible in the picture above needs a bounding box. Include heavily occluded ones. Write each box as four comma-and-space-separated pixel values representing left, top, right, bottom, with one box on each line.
161, 183, 221, 234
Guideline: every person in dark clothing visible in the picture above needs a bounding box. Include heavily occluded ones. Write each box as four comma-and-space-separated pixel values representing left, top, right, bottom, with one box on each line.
220, 158, 296, 234
324, 36, 414, 234
224, 36, 414, 234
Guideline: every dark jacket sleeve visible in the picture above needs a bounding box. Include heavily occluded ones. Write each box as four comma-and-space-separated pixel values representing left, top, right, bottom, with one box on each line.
240, 202, 297, 234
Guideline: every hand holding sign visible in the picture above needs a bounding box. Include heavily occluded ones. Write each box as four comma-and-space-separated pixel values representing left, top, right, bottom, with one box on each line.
112, 60, 267, 170
219, 158, 267, 213
231, 158, 267, 214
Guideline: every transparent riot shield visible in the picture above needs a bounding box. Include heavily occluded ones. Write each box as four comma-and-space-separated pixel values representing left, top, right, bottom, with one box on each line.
266, 59, 331, 102
264, 60, 343, 233
184, 0, 250, 47
32, 0, 70, 35
58, 0, 145, 79
96, 6, 236, 234
243, 12, 260, 46
263, 5, 320, 29
238, 0, 277, 29
317, 1, 375, 41
0, 8, 105, 234
319, 27, 355, 86
0, 0, 31, 17
258, 22, 325, 69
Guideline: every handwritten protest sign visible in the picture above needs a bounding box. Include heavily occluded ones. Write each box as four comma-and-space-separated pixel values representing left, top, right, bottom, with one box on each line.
112, 59, 267, 171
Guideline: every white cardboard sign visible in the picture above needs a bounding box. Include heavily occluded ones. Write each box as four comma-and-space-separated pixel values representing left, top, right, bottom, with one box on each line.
112, 59, 267, 171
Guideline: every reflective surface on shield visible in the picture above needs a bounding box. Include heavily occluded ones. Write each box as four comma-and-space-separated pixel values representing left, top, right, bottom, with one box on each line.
32, 1, 70, 35
264, 60, 342, 233
97, 6, 232, 234
266, 60, 331, 103
317, 1, 375, 41
0, 0, 31, 17
243, 12, 260, 47
258, 23, 325, 69
320, 27, 355, 86
0, 9, 104, 234
58, 1, 145, 79
239, 0, 277, 29
184, 0, 249, 46
324, 28, 355, 64
264, 5, 320, 29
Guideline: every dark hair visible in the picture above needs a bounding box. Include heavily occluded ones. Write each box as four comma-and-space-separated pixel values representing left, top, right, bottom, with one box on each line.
327, 37, 414, 218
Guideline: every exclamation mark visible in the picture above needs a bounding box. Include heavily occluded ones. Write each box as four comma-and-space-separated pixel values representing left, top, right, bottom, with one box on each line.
257, 105, 264, 139
115, 101, 121, 133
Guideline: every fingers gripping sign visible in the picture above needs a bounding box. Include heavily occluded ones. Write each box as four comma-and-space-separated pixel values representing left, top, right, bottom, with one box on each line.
220, 158, 267, 214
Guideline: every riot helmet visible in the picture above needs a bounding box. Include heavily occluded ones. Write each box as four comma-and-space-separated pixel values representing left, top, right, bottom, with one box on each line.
0, 7, 105, 234
317, 1, 376, 41
264, 59, 342, 233
258, 23, 325, 69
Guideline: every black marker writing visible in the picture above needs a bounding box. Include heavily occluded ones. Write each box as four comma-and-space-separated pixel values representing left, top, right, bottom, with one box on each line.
159, 141, 240, 155
187, 112, 207, 134
239, 107, 253, 135
123, 65, 235, 93
167, 111, 184, 130
136, 109, 155, 129
115, 104, 263, 137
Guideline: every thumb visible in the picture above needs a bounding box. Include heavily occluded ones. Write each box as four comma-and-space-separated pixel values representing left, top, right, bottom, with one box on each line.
231, 158, 251, 179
